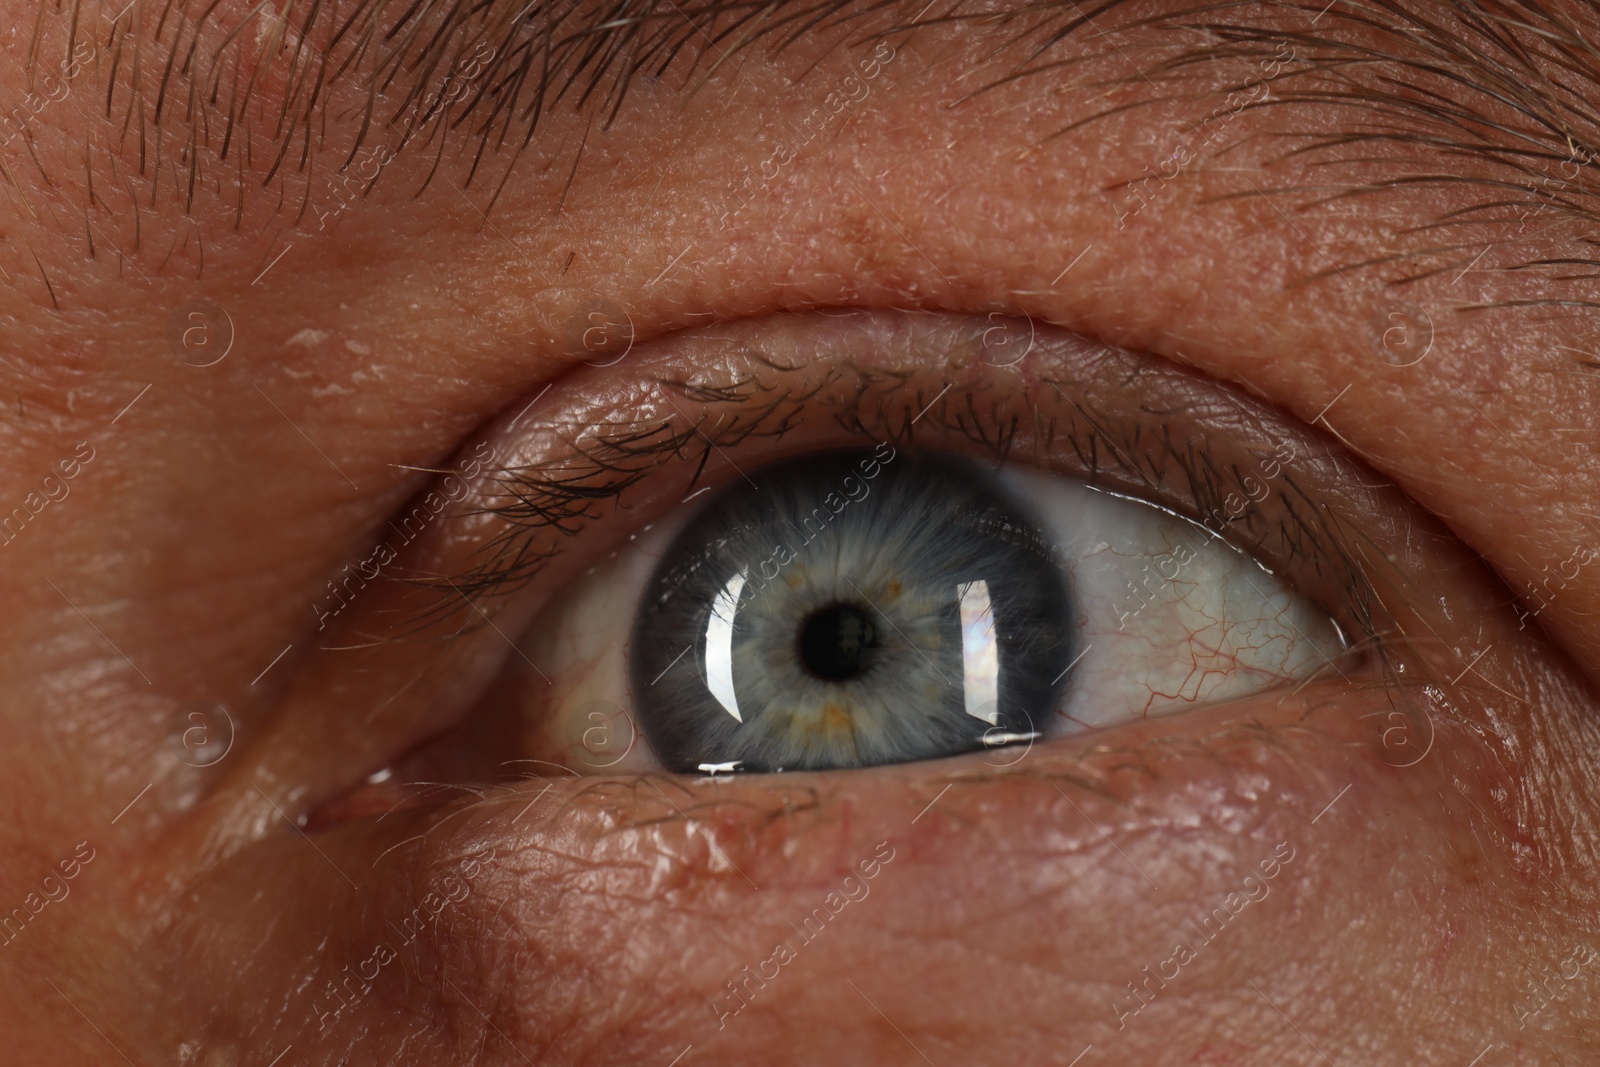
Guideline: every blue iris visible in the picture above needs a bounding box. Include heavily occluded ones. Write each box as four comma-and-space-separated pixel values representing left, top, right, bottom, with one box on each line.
629, 446, 1074, 772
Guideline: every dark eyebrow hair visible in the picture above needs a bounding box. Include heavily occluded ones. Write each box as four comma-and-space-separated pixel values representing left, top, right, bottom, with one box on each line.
60, 0, 892, 216
1132, 1, 1600, 317
18, 0, 1600, 322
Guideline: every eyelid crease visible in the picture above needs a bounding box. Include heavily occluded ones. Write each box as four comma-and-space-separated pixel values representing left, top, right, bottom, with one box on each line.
388, 313, 1429, 714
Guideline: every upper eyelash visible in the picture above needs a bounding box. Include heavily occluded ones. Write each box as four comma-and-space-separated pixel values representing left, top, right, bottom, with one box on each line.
413, 362, 1395, 686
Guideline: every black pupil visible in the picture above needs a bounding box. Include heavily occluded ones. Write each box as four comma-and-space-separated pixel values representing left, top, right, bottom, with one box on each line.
798, 603, 878, 680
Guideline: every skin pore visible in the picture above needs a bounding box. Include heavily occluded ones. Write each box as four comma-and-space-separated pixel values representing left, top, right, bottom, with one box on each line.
2, 0, 1600, 1063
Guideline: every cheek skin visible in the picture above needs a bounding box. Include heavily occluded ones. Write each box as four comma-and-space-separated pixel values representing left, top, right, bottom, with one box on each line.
144, 683, 1584, 1066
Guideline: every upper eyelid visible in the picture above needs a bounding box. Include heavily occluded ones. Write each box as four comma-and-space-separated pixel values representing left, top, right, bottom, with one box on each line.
392, 313, 1395, 654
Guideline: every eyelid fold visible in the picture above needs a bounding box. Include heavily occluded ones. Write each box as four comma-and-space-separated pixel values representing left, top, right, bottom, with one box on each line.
424, 309, 1390, 651
236, 307, 1545, 833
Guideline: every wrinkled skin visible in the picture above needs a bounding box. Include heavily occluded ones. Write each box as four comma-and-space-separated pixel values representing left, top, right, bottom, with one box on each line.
2, 1, 1599, 1065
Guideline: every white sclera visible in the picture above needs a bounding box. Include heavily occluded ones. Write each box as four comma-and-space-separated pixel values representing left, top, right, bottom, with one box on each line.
1001, 469, 1346, 733
518, 513, 690, 773
523, 462, 1347, 769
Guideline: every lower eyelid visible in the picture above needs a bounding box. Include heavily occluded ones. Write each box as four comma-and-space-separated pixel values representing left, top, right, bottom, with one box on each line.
332, 682, 1403, 1042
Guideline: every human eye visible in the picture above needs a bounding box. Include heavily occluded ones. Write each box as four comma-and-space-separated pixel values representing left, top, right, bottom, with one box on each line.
285, 282, 1571, 1063
356, 311, 1364, 782
15, 1, 1600, 1064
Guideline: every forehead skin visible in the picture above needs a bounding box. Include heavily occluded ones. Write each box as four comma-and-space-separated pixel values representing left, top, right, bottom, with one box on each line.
2, 0, 1600, 1064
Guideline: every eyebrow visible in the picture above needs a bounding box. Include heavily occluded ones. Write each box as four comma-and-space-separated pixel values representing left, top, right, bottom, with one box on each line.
20, 0, 1600, 317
